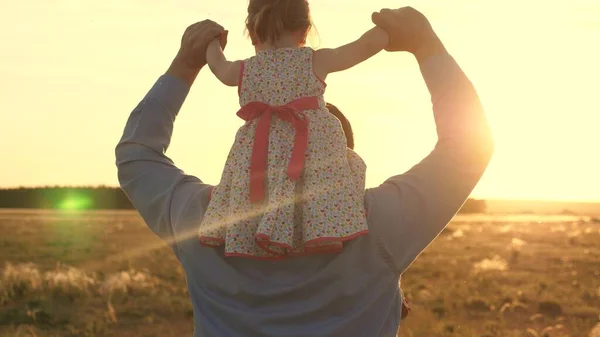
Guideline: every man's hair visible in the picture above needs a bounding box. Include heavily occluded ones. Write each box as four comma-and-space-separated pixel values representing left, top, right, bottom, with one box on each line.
246, 0, 312, 46
326, 103, 354, 150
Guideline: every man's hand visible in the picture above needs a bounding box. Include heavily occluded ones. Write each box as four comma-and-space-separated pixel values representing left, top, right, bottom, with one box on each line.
167, 20, 228, 86
371, 7, 446, 63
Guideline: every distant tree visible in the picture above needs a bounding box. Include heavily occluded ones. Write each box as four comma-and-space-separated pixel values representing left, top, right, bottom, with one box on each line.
0, 187, 133, 210
458, 198, 487, 214
560, 209, 577, 216
0, 187, 488, 214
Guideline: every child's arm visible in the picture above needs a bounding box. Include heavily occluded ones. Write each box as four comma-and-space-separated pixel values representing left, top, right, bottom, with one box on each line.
206, 38, 242, 87
313, 27, 389, 80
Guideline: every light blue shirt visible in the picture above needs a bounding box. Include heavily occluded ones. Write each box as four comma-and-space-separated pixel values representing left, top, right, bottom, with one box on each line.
115, 52, 493, 336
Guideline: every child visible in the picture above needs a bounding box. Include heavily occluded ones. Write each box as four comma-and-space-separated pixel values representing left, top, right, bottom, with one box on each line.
199, 0, 389, 259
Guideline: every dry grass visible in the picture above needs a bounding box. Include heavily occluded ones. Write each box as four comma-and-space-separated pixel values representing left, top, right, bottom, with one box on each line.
0, 210, 599, 336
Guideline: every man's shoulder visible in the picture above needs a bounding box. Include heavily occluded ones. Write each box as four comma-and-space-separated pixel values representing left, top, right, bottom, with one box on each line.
170, 181, 213, 235
365, 183, 404, 228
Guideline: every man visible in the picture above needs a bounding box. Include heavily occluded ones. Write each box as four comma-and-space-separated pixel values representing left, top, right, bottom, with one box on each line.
116, 7, 493, 337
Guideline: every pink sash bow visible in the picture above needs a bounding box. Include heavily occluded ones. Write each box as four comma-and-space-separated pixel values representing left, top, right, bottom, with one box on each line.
236, 96, 320, 203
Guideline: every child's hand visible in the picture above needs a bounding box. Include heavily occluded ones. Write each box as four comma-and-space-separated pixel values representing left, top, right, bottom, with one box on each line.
367, 27, 390, 51
207, 30, 229, 52
371, 7, 441, 56
218, 30, 229, 50
176, 20, 227, 69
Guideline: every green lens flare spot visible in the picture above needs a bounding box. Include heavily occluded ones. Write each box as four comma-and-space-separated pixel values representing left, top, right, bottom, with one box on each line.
58, 195, 93, 210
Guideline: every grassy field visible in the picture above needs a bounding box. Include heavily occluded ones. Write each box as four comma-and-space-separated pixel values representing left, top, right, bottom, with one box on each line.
1, 210, 599, 337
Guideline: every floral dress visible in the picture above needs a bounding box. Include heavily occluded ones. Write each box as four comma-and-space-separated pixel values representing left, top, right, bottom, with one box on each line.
198, 47, 369, 259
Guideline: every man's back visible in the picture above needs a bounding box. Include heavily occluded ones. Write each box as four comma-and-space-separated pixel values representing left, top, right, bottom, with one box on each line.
173, 197, 402, 336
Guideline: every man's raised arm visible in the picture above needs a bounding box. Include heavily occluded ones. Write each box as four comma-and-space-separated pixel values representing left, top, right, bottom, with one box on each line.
115, 21, 226, 240
366, 8, 495, 273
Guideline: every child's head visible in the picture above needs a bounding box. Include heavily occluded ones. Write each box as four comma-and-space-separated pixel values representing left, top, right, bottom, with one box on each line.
246, 0, 312, 47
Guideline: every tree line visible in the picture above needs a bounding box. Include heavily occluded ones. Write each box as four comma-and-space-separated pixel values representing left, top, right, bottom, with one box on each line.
0, 187, 133, 210
0, 187, 487, 213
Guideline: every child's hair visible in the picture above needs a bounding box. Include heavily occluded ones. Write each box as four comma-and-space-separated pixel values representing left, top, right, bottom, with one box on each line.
246, 0, 313, 46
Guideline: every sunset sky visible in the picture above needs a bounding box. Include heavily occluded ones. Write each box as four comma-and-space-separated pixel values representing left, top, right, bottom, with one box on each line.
1, 0, 599, 202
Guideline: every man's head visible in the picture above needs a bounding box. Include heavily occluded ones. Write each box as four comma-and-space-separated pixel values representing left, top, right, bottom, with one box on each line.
326, 103, 354, 150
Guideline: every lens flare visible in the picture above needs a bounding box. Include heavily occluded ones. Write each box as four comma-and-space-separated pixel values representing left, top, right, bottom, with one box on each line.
57, 194, 92, 211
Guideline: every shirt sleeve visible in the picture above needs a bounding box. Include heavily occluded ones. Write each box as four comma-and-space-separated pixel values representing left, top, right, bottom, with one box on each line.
115, 74, 212, 241
365, 53, 495, 273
